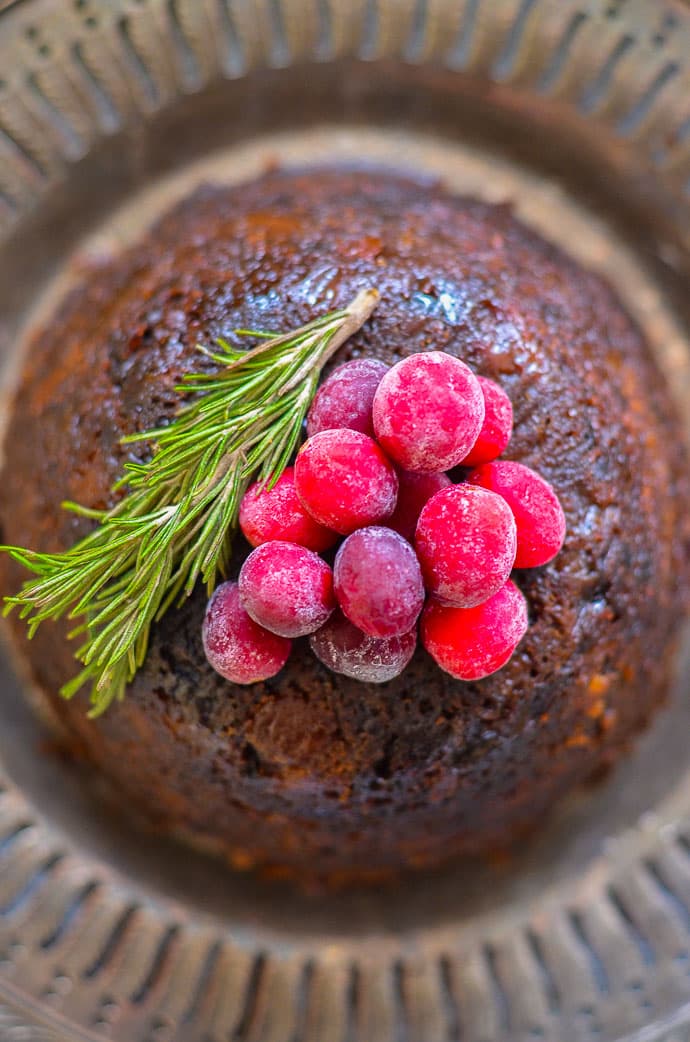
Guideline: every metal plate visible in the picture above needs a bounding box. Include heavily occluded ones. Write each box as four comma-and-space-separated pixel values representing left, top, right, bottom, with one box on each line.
0, 1, 689, 1040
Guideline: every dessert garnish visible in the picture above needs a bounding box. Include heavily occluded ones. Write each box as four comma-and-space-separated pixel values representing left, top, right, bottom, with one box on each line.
293, 428, 399, 534
420, 580, 529, 682
2, 282, 566, 708
372, 352, 485, 471
387, 470, 452, 543
238, 542, 335, 638
239, 467, 337, 552
306, 358, 389, 438
333, 527, 425, 638
414, 484, 517, 607
1, 290, 379, 715
461, 376, 514, 466
468, 460, 568, 568
202, 581, 292, 686
310, 610, 418, 683
204, 345, 566, 687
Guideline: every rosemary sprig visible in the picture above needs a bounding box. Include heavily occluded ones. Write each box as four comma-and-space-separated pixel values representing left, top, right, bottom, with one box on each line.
1, 289, 379, 717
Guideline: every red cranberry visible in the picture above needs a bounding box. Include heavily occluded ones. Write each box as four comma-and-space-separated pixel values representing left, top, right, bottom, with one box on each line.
238, 541, 335, 638
468, 460, 566, 567
310, 610, 417, 683
388, 469, 452, 543
333, 526, 425, 638
372, 352, 485, 472
294, 429, 398, 535
306, 358, 388, 438
202, 581, 291, 684
461, 376, 513, 466
415, 484, 517, 607
421, 580, 528, 681
239, 466, 337, 552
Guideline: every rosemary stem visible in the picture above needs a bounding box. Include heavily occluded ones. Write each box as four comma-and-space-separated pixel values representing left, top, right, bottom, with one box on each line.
326, 288, 380, 359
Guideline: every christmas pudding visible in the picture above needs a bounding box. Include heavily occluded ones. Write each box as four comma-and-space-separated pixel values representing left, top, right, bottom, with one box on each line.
1, 167, 688, 884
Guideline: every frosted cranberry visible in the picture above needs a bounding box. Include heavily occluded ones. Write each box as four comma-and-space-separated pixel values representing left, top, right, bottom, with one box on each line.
202, 581, 291, 684
415, 484, 517, 607
295, 429, 398, 535
306, 358, 389, 438
461, 377, 513, 466
238, 541, 335, 638
372, 352, 485, 472
239, 467, 337, 552
334, 527, 424, 638
468, 460, 566, 568
310, 610, 417, 683
421, 580, 528, 681
388, 469, 452, 543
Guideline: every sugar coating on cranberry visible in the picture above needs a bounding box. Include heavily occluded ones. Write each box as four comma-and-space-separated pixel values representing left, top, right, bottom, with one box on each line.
310, 610, 417, 683
238, 541, 335, 638
388, 469, 452, 543
468, 460, 566, 568
372, 352, 485, 472
421, 580, 528, 681
415, 484, 517, 608
239, 467, 337, 552
202, 581, 291, 684
461, 377, 514, 466
334, 526, 425, 638
306, 358, 389, 438
295, 429, 398, 535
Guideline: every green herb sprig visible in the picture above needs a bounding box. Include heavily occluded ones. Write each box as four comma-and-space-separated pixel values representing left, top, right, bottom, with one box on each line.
1, 289, 379, 717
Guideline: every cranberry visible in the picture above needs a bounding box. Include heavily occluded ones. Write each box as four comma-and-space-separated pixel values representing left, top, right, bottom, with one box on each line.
238, 541, 335, 638
372, 352, 485, 472
294, 428, 398, 535
239, 466, 337, 552
388, 469, 452, 543
202, 581, 291, 684
468, 460, 566, 568
306, 358, 388, 438
461, 376, 513, 466
333, 526, 425, 637
310, 610, 417, 683
421, 580, 528, 681
415, 484, 517, 607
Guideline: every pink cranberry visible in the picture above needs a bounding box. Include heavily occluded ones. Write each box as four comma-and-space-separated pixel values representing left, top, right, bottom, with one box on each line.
415, 484, 517, 607
310, 610, 417, 683
238, 541, 335, 638
421, 580, 528, 681
468, 460, 566, 568
388, 469, 452, 543
294, 429, 398, 535
306, 358, 389, 438
239, 467, 337, 552
333, 526, 425, 638
372, 352, 485, 472
461, 377, 513, 466
202, 581, 291, 684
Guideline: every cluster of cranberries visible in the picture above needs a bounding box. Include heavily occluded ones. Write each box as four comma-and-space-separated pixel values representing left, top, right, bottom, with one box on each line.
202, 352, 566, 687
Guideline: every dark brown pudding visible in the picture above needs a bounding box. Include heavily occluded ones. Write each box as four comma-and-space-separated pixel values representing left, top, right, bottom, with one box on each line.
2, 168, 689, 883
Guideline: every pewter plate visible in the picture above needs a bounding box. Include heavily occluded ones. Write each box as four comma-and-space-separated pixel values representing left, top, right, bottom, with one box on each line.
0, 1, 689, 1040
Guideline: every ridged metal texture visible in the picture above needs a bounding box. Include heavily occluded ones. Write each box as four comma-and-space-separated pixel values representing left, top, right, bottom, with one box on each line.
0, 1, 689, 1039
